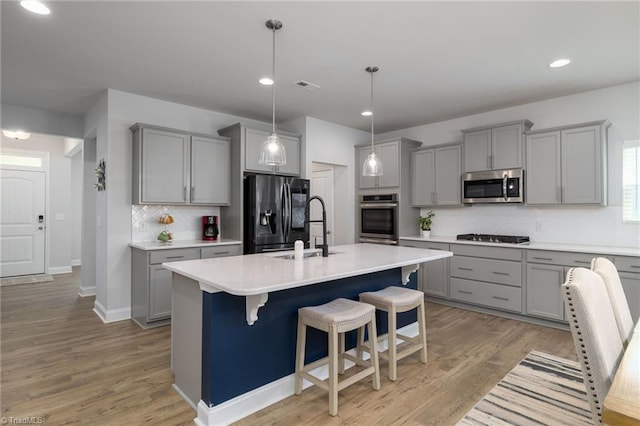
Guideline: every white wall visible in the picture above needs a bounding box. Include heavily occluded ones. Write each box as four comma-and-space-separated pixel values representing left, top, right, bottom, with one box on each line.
84, 89, 275, 321
286, 116, 370, 245
379, 81, 640, 248
70, 150, 82, 265
2, 104, 84, 139
1, 134, 72, 272
80, 138, 97, 296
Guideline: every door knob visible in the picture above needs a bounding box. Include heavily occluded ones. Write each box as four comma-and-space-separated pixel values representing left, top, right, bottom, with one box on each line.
38, 226, 44, 230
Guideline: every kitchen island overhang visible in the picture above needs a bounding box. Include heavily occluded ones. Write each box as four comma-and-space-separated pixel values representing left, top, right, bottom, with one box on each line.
164, 243, 452, 425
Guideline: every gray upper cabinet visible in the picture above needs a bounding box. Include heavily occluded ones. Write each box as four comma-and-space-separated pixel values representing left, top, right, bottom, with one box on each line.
135, 127, 190, 204
358, 141, 401, 189
190, 136, 230, 205
411, 144, 461, 206
526, 121, 609, 206
462, 120, 533, 172
525, 131, 561, 205
245, 128, 301, 176
357, 138, 422, 191
132, 123, 231, 205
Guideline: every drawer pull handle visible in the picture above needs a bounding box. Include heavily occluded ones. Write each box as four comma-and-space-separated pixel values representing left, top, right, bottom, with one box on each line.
458, 267, 473, 271
492, 271, 509, 276
458, 290, 473, 295
532, 257, 553, 261
492, 296, 509, 301
574, 260, 590, 264
630, 265, 640, 269
213, 251, 230, 255
165, 256, 184, 259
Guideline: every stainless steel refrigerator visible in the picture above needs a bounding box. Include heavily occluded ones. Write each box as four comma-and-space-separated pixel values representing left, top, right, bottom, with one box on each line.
243, 174, 310, 254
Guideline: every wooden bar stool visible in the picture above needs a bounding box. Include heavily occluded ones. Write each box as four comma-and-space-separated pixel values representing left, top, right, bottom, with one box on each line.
359, 286, 427, 381
294, 298, 381, 416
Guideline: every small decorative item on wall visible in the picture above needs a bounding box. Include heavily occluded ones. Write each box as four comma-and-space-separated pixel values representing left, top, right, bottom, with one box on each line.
94, 159, 106, 191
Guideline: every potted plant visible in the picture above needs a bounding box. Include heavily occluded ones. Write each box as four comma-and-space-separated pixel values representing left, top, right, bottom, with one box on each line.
418, 211, 435, 238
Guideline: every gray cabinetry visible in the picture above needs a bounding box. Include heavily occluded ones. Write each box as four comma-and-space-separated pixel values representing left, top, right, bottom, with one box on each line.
526, 121, 609, 206
190, 136, 231, 205
614, 256, 640, 322
245, 128, 301, 176
131, 244, 240, 328
411, 144, 461, 206
133, 127, 190, 204
132, 123, 231, 205
525, 250, 609, 322
399, 240, 449, 298
358, 140, 401, 189
462, 120, 533, 172
449, 244, 523, 313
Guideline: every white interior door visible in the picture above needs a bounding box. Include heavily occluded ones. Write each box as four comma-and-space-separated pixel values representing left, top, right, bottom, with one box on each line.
310, 168, 334, 247
0, 169, 46, 277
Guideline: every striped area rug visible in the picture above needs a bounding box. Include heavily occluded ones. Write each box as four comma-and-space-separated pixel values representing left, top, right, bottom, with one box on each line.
458, 351, 593, 425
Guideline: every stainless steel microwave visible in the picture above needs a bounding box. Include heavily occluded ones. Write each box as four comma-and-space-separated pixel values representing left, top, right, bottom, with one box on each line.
462, 169, 524, 203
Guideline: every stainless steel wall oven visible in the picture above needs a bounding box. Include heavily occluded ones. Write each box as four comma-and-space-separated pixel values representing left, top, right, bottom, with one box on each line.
358, 194, 399, 245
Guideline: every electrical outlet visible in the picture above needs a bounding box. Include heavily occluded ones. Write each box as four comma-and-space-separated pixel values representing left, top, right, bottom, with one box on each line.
535, 221, 543, 232
139, 222, 147, 232
55, 213, 64, 220
96, 216, 101, 227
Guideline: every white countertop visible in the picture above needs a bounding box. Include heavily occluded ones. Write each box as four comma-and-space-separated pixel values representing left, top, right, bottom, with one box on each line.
162, 243, 452, 296
129, 238, 241, 251
399, 235, 640, 257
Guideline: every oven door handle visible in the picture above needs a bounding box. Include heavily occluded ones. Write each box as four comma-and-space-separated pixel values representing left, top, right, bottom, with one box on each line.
359, 238, 398, 245
359, 203, 398, 208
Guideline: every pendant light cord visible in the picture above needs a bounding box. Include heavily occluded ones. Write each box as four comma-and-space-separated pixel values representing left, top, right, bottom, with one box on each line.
370, 69, 374, 152
271, 26, 276, 134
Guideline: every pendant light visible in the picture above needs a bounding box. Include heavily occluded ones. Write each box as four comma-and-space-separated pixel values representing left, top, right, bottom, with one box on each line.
362, 66, 383, 176
259, 19, 287, 167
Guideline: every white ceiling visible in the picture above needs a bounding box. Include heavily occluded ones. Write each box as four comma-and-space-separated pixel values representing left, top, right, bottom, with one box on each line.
1, 1, 638, 133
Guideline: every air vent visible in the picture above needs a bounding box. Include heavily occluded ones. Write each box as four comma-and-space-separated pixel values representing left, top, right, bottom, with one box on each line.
294, 80, 320, 92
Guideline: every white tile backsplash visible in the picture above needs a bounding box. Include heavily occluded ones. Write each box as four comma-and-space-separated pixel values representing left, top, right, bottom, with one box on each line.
421, 204, 639, 248
132, 205, 221, 242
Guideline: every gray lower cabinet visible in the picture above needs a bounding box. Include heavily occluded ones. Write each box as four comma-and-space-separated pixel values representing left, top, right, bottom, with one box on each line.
614, 256, 640, 322
131, 245, 240, 328
399, 240, 449, 298
449, 244, 523, 313
525, 250, 610, 322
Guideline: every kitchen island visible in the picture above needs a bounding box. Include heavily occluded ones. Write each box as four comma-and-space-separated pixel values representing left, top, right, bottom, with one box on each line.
163, 243, 452, 425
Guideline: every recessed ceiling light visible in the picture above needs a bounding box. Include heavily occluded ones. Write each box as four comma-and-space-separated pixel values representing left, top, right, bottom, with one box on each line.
549, 59, 571, 68
361, 111, 372, 117
20, 1, 50, 15
3, 130, 31, 140
259, 77, 274, 86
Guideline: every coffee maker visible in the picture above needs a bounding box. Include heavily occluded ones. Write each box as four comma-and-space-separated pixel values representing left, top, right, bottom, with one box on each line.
202, 216, 219, 241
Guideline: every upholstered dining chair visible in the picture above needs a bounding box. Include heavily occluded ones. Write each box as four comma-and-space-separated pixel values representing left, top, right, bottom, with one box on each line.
591, 257, 634, 347
562, 267, 624, 425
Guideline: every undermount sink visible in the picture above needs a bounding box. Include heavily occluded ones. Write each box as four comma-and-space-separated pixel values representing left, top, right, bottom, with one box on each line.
271, 250, 338, 260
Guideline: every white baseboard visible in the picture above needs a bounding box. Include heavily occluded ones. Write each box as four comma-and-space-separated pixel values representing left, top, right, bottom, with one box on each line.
194, 322, 418, 426
71, 259, 81, 267
48, 266, 72, 275
93, 300, 131, 323
78, 284, 96, 297
173, 384, 197, 410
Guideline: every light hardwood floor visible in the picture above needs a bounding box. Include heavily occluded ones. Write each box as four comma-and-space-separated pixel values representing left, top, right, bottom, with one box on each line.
1, 268, 577, 425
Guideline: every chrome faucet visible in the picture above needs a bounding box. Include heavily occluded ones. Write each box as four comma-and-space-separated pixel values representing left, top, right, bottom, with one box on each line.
305, 195, 328, 257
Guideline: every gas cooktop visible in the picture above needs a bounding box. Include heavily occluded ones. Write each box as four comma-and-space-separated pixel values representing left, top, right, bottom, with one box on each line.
456, 233, 530, 244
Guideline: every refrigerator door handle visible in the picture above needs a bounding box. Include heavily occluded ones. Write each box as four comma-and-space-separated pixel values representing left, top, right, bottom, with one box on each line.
286, 183, 292, 241
281, 183, 287, 242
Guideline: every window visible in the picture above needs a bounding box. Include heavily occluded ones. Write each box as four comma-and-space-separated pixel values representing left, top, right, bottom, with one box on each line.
0, 154, 43, 168
623, 140, 640, 223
